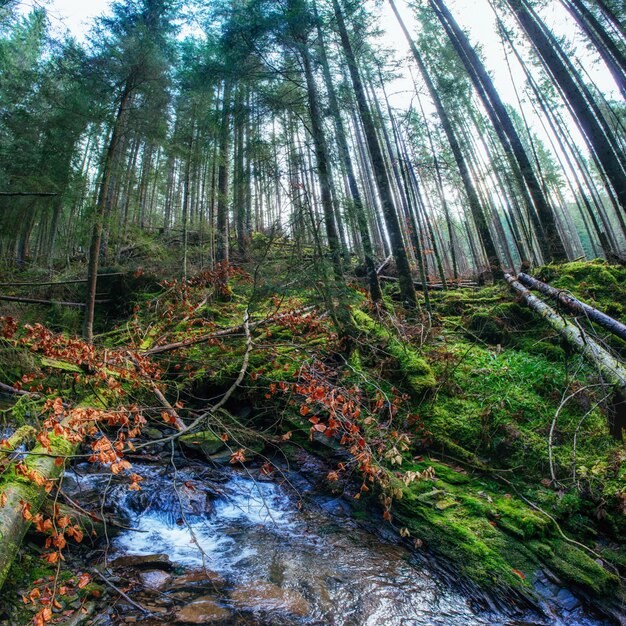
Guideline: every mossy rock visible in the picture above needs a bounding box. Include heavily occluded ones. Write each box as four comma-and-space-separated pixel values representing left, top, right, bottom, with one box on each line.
179, 431, 226, 458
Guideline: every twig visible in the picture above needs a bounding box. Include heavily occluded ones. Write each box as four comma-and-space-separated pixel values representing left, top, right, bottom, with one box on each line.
548, 379, 593, 484
58, 490, 147, 532
91, 569, 152, 615
143, 305, 314, 356
129, 307, 254, 452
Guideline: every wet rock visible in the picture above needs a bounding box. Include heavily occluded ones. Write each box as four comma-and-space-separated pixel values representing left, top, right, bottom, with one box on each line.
139, 570, 172, 590
208, 450, 233, 465
555, 588, 581, 611
111, 554, 174, 571
175, 597, 232, 624
180, 432, 226, 458
171, 570, 225, 589
124, 481, 215, 522
230, 581, 310, 617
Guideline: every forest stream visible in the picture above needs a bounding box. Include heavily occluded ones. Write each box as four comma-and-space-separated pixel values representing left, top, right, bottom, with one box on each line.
61, 451, 609, 626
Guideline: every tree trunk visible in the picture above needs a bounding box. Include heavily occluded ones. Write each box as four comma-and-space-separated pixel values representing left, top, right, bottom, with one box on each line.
83, 83, 132, 343
505, 273, 626, 438
297, 33, 344, 281
216, 81, 233, 264
333, 0, 416, 308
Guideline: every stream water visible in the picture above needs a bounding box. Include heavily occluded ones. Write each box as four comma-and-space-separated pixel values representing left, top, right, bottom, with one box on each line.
63, 458, 611, 626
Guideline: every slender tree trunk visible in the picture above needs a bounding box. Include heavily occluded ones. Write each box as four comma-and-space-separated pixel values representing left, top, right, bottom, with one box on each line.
507, 0, 626, 219
429, 0, 568, 262
83, 84, 132, 342
389, 0, 502, 276
333, 0, 416, 308
295, 30, 344, 281
216, 81, 233, 264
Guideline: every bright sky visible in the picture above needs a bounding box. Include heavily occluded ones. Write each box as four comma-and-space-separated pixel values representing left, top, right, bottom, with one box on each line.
18, 0, 618, 104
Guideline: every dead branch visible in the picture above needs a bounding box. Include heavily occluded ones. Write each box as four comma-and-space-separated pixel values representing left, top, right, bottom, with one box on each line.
0, 295, 111, 307
0, 273, 127, 288
142, 305, 314, 356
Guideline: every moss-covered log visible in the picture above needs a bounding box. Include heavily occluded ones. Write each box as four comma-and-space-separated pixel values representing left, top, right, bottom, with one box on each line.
0, 428, 78, 590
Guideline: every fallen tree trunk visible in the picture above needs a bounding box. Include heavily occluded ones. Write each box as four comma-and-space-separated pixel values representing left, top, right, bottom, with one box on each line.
0, 273, 127, 288
0, 425, 79, 590
378, 275, 478, 291
0, 295, 110, 307
0, 192, 58, 197
505, 274, 626, 437
517, 272, 626, 343
0, 426, 36, 454
143, 306, 316, 356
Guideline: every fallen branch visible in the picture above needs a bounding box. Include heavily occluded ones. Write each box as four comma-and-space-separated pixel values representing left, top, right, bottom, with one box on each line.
0, 295, 111, 307
376, 255, 393, 275
91, 569, 152, 615
143, 305, 315, 356
58, 491, 145, 533
518, 272, 626, 343
0, 273, 127, 288
0, 382, 37, 398
0, 192, 58, 197
149, 383, 185, 431
131, 308, 253, 452
378, 275, 445, 291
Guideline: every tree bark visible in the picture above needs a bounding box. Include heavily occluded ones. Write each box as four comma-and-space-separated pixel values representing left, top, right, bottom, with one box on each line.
332, 0, 417, 308
517, 271, 626, 342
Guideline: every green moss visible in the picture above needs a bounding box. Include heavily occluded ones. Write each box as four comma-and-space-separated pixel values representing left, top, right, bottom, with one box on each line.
179, 431, 225, 457
352, 309, 436, 396
535, 260, 626, 323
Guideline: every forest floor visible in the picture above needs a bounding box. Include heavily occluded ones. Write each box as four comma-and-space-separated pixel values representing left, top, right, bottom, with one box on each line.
0, 238, 624, 625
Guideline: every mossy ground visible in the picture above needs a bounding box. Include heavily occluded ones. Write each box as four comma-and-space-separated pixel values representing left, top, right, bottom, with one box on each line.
1, 245, 624, 616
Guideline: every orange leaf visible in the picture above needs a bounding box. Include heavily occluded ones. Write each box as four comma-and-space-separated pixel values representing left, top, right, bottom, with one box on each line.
77, 573, 91, 589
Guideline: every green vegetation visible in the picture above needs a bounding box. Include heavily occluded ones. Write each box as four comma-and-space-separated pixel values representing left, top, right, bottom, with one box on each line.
0, 253, 624, 620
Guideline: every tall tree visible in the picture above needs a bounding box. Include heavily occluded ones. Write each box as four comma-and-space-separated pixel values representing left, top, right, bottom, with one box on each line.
332, 0, 417, 308
506, 0, 626, 220
430, 0, 568, 262
83, 0, 177, 341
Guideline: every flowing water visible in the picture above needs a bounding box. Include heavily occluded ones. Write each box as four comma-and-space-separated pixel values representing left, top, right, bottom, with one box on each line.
63, 459, 610, 626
